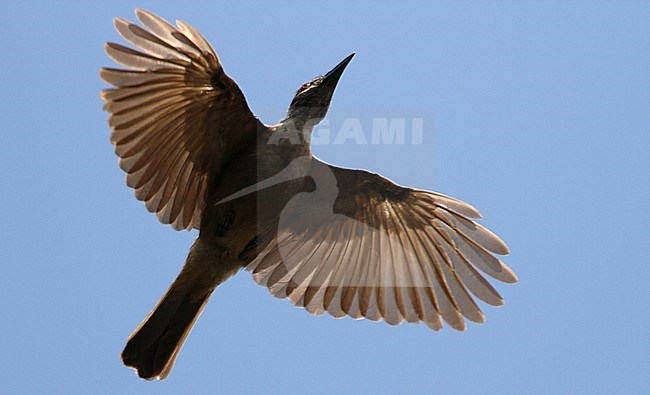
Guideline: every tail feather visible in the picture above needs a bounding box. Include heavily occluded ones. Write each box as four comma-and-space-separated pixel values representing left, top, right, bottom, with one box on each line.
122, 238, 240, 380
121, 280, 213, 380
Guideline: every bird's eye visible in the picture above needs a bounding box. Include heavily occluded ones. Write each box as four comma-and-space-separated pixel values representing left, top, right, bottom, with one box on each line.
300, 83, 310, 90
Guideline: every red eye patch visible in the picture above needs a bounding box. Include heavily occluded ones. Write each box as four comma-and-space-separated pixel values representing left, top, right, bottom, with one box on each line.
300, 83, 309, 90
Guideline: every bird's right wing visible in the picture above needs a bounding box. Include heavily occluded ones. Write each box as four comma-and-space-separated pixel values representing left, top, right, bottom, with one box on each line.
101, 9, 263, 230
248, 159, 516, 331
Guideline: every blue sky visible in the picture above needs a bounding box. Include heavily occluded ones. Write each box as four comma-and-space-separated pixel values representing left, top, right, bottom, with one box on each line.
1, 1, 649, 393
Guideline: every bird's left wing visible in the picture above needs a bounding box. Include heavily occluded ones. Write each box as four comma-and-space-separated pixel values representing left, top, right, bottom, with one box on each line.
101, 9, 262, 230
248, 158, 517, 330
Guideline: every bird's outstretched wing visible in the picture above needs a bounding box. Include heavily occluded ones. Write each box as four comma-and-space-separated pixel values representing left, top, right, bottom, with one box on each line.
248, 158, 516, 330
101, 9, 262, 230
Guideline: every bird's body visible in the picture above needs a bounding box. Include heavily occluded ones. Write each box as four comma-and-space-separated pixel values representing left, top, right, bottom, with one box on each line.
102, 9, 516, 380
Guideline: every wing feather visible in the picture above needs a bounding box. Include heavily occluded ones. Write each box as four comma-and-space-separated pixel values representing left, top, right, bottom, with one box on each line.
101, 10, 261, 230
247, 158, 515, 331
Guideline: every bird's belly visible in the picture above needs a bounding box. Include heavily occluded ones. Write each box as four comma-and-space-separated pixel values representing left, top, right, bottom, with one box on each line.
199, 140, 311, 266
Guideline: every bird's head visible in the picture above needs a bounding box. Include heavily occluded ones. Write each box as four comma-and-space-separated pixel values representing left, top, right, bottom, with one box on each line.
286, 53, 354, 129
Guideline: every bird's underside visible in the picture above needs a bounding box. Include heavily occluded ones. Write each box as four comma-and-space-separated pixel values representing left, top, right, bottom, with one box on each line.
101, 9, 516, 380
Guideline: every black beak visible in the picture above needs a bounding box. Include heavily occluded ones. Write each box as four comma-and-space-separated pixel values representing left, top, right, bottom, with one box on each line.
322, 53, 355, 87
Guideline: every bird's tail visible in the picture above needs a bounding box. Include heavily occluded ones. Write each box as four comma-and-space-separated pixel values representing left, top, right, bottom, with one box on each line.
121, 239, 237, 380
121, 274, 213, 380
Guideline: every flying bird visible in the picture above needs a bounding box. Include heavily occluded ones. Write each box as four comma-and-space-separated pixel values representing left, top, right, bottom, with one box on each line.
101, 9, 517, 380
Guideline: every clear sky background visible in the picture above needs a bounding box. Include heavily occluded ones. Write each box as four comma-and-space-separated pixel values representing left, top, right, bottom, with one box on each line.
1, 1, 649, 393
